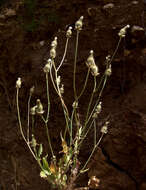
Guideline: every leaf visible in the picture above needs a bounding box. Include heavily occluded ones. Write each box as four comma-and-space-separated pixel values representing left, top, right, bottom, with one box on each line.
60, 132, 69, 154
50, 162, 56, 174
38, 144, 43, 157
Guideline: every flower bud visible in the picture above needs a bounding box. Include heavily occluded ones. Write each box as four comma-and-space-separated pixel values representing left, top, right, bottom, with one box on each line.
96, 102, 102, 114
43, 63, 50, 73
90, 64, 99, 77
40, 171, 47, 178
72, 101, 78, 109
105, 64, 112, 76
16, 77, 21, 89
75, 16, 83, 31
118, 25, 130, 38
36, 99, 44, 115
92, 102, 102, 118
101, 121, 109, 134
56, 75, 61, 86
31, 134, 37, 147
30, 86, 35, 95
50, 47, 56, 59
66, 26, 72, 38
105, 55, 111, 65
86, 50, 95, 68
60, 84, 64, 94
51, 37, 57, 48
30, 105, 37, 115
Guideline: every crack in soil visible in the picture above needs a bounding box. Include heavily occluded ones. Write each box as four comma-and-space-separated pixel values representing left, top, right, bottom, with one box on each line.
101, 147, 139, 190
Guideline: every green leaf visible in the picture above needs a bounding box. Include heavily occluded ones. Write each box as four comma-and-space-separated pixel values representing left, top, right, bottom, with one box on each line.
42, 156, 50, 171
38, 144, 43, 157
80, 168, 89, 173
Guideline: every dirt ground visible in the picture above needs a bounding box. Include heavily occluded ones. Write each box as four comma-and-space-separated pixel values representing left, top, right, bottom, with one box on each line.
0, 0, 146, 189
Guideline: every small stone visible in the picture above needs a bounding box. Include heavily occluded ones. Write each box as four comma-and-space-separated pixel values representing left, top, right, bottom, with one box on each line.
131, 25, 145, 38
103, 3, 114, 10
131, 25, 144, 33
4, 8, 16, 17
39, 41, 45, 46
141, 48, 146, 55
132, 1, 139, 4
0, 14, 6, 19
124, 49, 131, 56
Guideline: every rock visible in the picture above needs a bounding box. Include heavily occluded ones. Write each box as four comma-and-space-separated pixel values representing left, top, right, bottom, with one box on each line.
131, 25, 145, 38
39, 41, 45, 47
103, 3, 114, 10
140, 182, 146, 190
0, 14, 6, 20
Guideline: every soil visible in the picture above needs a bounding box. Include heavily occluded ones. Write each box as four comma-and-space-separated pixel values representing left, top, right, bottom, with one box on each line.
0, 0, 146, 190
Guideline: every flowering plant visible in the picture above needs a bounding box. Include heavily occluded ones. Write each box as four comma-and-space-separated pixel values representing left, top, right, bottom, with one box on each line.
16, 17, 129, 190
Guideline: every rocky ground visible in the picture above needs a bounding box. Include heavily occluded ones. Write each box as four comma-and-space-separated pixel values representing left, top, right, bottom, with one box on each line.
0, 0, 146, 189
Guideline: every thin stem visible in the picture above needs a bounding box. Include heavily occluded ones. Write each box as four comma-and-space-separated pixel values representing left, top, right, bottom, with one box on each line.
83, 76, 96, 132
53, 63, 70, 138
108, 37, 122, 66
79, 133, 104, 175
42, 116, 54, 158
50, 64, 59, 94
45, 73, 50, 123
69, 108, 75, 145
27, 94, 31, 142
73, 30, 80, 101
94, 119, 96, 146
77, 68, 90, 100
86, 74, 107, 125
57, 38, 69, 72
16, 88, 37, 160
16, 89, 27, 142
32, 115, 35, 134
78, 119, 94, 148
